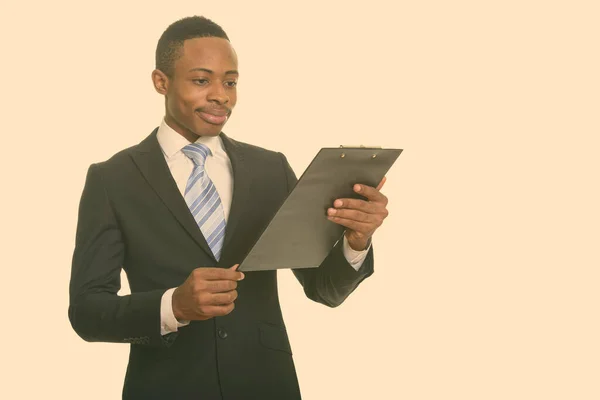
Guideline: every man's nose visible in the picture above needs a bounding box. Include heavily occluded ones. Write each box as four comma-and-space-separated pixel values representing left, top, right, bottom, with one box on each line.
207, 83, 229, 104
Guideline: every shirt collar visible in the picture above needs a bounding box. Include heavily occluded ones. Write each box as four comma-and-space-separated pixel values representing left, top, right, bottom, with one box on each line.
156, 118, 224, 159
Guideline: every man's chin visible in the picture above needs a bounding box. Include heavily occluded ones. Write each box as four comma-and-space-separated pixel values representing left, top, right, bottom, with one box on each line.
193, 115, 228, 137
191, 121, 225, 137
195, 128, 223, 137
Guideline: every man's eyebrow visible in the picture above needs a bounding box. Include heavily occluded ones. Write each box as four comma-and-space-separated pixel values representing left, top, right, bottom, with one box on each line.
188, 67, 239, 75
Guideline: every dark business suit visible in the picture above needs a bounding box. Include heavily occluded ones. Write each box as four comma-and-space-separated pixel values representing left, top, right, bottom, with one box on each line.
68, 128, 374, 399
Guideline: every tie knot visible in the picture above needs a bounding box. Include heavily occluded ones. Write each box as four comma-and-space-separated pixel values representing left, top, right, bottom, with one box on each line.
182, 143, 212, 167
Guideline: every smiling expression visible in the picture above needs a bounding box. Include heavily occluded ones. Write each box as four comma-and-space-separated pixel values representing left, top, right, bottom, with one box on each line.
152, 37, 239, 141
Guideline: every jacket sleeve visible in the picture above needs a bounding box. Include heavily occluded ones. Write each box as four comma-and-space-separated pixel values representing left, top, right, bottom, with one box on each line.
68, 164, 176, 348
278, 153, 375, 308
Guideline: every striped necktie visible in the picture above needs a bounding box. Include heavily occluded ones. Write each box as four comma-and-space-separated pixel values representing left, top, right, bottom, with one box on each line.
181, 143, 227, 261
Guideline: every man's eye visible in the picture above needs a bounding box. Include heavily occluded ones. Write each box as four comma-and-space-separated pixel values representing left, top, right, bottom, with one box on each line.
193, 79, 209, 85
225, 81, 237, 88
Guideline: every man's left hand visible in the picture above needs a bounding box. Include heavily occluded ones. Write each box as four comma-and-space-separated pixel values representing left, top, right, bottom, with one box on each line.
327, 177, 389, 251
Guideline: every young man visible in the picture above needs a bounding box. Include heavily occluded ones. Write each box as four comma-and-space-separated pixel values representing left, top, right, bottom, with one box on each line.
69, 16, 390, 399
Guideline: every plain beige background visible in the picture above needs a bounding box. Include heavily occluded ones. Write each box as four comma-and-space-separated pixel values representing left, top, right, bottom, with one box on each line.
1, 0, 599, 399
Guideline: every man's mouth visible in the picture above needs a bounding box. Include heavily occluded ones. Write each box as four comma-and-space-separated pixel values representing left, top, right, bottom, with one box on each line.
196, 109, 229, 125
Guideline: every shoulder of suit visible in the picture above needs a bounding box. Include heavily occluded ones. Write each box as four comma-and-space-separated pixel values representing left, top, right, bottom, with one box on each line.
89, 144, 139, 171
88, 127, 159, 168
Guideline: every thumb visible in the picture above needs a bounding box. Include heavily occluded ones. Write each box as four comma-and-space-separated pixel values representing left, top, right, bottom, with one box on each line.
230, 264, 245, 280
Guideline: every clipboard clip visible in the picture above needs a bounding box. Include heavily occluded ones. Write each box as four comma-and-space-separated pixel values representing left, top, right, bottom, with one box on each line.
339, 145, 382, 159
339, 145, 383, 149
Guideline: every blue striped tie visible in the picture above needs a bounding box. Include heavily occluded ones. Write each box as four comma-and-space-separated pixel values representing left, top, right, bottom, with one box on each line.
181, 143, 227, 261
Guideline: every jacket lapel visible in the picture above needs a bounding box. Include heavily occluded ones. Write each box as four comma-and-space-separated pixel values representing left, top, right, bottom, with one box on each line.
129, 129, 216, 262
220, 133, 253, 258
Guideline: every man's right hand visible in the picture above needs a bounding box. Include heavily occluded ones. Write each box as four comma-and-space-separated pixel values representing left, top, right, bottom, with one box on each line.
172, 265, 244, 321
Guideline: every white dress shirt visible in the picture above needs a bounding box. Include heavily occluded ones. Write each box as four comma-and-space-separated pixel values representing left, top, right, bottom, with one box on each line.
156, 119, 371, 335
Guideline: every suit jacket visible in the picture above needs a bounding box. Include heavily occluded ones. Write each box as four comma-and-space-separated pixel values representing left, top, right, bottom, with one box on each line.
68, 128, 375, 400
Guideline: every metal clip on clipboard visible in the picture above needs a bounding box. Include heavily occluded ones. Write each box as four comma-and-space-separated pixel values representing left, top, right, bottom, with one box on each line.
339, 144, 383, 159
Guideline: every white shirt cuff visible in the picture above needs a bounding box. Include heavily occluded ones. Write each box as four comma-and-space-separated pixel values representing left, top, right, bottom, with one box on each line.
160, 287, 190, 336
342, 235, 371, 271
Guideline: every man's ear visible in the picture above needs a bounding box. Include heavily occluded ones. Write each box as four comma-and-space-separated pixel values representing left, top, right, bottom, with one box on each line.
151, 69, 169, 95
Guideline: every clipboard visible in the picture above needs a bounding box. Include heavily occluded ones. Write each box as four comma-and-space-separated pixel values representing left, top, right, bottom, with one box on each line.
238, 146, 403, 272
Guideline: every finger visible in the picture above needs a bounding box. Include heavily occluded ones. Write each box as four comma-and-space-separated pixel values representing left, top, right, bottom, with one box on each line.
199, 303, 235, 318
332, 198, 380, 214
193, 267, 244, 281
203, 290, 238, 306
203, 279, 238, 293
327, 215, 373, 234
229, 264, 245, 279
352, 183, 388, 204
327, 208, 377, 224
376, 176, 387, 191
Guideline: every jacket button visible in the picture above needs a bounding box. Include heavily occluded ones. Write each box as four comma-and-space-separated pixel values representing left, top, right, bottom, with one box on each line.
217, 328, 228, 339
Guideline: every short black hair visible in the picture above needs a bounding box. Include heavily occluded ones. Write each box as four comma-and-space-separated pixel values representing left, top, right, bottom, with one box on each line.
155, 16, 229, 77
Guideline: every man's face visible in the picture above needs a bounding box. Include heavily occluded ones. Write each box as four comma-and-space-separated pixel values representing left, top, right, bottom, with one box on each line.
155, 37, 238, 140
